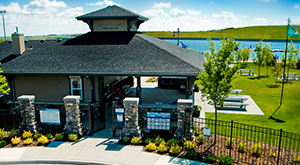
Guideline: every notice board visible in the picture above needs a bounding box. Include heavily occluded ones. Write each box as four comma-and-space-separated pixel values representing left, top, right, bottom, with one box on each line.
40, 108, 61, 125
147, 112, 170, 130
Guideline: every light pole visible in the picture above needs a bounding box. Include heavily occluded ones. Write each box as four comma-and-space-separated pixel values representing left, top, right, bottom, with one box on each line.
173, 28, 180, 46
0, 10, 6, 41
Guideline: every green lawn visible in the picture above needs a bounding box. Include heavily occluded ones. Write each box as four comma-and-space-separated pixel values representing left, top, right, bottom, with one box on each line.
205, 63, 300, 134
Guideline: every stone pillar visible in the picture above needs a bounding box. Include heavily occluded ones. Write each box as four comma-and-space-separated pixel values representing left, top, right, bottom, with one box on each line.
122, 97, 140, 137
63, 95, 82, 136
175, 99, 193, 140
18, 95, 37, 133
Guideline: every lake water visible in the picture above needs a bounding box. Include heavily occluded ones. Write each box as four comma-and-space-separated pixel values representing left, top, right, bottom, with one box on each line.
162, 38, 300, 60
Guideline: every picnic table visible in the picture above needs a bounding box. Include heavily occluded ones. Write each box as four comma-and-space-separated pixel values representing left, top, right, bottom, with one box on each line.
231, 89, 242, 95
280, 73, 299, 80
238, 69, 254, 76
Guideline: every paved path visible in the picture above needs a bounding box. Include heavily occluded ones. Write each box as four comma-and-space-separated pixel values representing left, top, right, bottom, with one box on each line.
0, 130, 208, 165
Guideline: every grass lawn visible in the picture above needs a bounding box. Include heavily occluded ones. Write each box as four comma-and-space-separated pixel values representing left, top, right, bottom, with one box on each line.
205, 63, 300, 134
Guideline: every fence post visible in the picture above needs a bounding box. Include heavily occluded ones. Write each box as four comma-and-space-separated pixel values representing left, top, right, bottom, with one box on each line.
277, 129, 283, 165
229, 120, 233, 157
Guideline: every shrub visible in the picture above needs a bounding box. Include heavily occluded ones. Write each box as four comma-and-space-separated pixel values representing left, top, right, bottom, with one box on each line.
68, 134, 78, 142
131, 136, 141, 145
186, 150, 197, 159
293, 152, 300, 163
122, 136, 130, 143
34, 132, 42, 140
183, 140, 196, 150
145, 138, 155, 145
9, 129, 20, 138
226, 138, 235, 149
157, 143, 168, 153
146, 142, 157, 151
193, 124, 200, 136
206, 155, 217, 163
169, 144, 182, 155
0, 128, 5, 139
269, 149, 282, 158
219, 155, 233, 165
155, 136, 165, 145
54, 133, 63, 141
24, 138, 33, 145
22, 130, 33, 139
11, 136, 21, 145
38, 135, 49, 144
167, 139, 180, 147
45, 133, 53, 139
197, 135, 205, 145
238, 141, 247, 153
0, 140, 7, 148
251, 144, 262, 157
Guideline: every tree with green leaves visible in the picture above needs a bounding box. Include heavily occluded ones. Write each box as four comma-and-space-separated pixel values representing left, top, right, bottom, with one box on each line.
271, 62, 282, 87
255, 41, 266, 78
195, 37, 239, 144
263, 44, 274, 77
286, 41, 299, 78
0, 64, 10, 97
241, 48, 250, 63
234, 49, 242, 63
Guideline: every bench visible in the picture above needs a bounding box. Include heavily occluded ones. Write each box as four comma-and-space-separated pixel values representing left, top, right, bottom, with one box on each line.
231, 89, 242, 95
223, 102, 249, 109
238, 69, 254, 76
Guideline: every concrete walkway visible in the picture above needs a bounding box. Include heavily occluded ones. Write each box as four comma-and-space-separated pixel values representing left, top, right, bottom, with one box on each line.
0, 129, 208, 165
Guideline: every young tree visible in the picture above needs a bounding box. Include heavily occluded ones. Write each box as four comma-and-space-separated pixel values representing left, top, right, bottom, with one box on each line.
286, 41, 299, 78
255, 41, 266, 78
0, 64, 10, 97
195, 37, 239, 144
264, 44, 274, 77
234, 49, 242, 63
271, 63, 282, 87
241, 48, 250, 63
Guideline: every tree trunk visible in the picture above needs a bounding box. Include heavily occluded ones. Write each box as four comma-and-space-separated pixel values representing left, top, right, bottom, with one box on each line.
287, 67, 290, 83
267, 65, 269, 77
214, 101, 218, 144
258, 65, 261, 78
275, 76, 277, 87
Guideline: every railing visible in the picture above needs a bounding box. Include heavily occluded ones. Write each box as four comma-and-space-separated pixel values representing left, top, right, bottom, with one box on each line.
193, 118, 300, 164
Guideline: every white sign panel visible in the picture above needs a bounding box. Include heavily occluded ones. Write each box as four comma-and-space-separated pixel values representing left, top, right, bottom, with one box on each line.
204, 127, 210, 137
40, 108, 61, 125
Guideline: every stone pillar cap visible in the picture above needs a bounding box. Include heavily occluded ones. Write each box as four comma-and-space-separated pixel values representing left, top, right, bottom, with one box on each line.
177, 99, 193, 105
17, 95, 35, 101
123, 97, 139, 103
63, 95, 80, 101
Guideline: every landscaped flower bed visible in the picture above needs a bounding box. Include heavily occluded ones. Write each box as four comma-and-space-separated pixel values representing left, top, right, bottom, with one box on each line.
0, 128, 80, 148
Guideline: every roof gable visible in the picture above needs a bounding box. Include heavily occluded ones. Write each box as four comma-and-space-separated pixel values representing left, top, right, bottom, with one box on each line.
76, 5, 148, 21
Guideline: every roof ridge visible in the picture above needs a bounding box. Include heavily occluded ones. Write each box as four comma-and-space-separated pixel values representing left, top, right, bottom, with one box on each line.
136, 34, 203, 71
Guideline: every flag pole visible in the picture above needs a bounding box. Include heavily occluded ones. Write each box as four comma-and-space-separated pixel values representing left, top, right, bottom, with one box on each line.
269, 18, 290, 119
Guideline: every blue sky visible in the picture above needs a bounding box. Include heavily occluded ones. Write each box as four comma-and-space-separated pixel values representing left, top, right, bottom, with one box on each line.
0, 0, 300, 36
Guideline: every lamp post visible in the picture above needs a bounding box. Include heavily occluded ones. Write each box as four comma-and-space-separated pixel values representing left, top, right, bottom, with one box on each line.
173, 28, 180, 46
0, 10, 6, 41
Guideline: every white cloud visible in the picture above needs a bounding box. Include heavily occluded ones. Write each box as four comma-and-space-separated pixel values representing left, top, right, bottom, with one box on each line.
153, 2, 171, 8
253, 17, 268, 24
0, 0, 88, 36
170, 8, 185, 16
295, 4, 300, 9
187, 10, 201, 16
86, 0, 120, 6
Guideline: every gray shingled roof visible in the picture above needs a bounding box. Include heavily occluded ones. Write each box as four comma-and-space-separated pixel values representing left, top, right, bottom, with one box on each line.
1, 33, 205, 76
76, 5, 148, 21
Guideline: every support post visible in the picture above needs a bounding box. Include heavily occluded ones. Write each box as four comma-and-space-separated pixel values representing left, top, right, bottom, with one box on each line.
136, 76, 141, 102
18, 95, 37, 133
122, 97, 140, 137
63, 95, 82, 136
277, 129, 283, 165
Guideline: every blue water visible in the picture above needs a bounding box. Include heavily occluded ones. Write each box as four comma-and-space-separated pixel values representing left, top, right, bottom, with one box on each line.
162, 38, 300, 60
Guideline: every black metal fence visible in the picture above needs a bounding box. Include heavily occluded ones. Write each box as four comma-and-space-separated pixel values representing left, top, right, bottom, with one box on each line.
193, 118, 300, 164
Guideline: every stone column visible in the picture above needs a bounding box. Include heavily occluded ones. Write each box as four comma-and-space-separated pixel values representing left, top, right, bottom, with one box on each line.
63, 95, 82, 136
18, 95, 37, 133
175, 99, 193, 140
122, 97, 140, 137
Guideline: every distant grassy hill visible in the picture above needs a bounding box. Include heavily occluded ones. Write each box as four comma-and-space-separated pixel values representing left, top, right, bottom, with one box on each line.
143, 25, 300, 41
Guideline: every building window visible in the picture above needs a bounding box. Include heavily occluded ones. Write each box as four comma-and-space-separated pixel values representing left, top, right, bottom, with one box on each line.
70, 76, 83, 100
